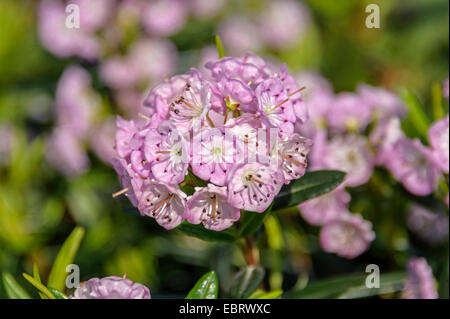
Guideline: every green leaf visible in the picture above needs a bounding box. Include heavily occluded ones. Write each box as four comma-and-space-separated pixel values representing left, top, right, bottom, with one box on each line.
32, 263, 47, 299
215, 35, 226, 58
23, 273, 55, 299
48, 287, 69, 299
47, 226, 85, 292
230, 266, 265, 299
2, 273, 31, 299
186, 271, 219, 299
400, 89, 430, 140
248, 289, 283, 299
238, 204, 273, 238
176, 222, 236, 242
272, 170, 346, 211
285, 272, 405, 299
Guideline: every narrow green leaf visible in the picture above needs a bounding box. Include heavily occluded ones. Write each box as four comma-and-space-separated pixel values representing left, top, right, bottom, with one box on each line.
230, 266, 265, 299
272, 170, 346, 210
186, 271, 219, 299
284, 272, 405, 299
2, 273, 31, 299
176, 222, 236, 242
23, 273, 56, 299
48, 287, 69, 299
32, 263, 47, 299
47, 226, 85, 291
215, 35, 226, 58
238, 204, 273, 238
400, 89, 430, 139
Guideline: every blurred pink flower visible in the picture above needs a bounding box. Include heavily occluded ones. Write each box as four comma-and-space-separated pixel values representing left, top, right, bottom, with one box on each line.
55, 65, 99, 139
189, 0, 225, 19
319, 213, 375, 259
357, 84, 406, 119
407, 204, 449, 244
258, 0, 311, 49
38, 0, 100, 60
72, 0, 113, 32
219, 16, 263, 55
89, 118, 117, 165
428, 115, 449, 173
402, 257, 438, 299
327, 92, 372, 132
369, 117, 404, 165
386, 138, 439, 196
299, 187, 350, 226
46, 128, 89, 176
321, 135, 374, 187
142, 0, 188, 37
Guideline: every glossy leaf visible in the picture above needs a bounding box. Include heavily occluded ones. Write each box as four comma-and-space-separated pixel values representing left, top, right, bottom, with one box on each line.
176, 222, 236, 242
48, 287, 69, 299
272, 170, 346, 211
186, 271, 219, 299
230, 266, 265, 299
47, 226, 85, 292
2, 273, 31, 299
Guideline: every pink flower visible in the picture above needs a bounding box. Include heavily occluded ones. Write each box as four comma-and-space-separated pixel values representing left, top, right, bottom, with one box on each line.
299, 187, 350, 226
169, 70, 213, 134
319, 213, 375, 259
89, 118, 117, 165
112, 157, 144, 207
218, 17, 263, 55
278, 65, 308, 125
369, 117, 404, 165
38, 0, 100, 60
46, 128, 89, 177
407, 204, 449, 244
185, 184, 240, 231
143, 121, 189, 185
142, 0, 188, 37
256, 77, 296, 137
386, 138, 439, 196
138, 180, 186, 230
206, 54, 271, 89
115, 117, 139, 159
258, 0, 311, 49
327, 93, 372, 132
189, 0, 225, 19
277, 134, 312, 184
55, 65, 99, 139
321, 135, 374, 187
428, 115, 449, 173
72, 276, 150, 299
357, 84, 406, 119
402, 257, 438, 299
72, 0, 113, 32
191, 129, 235, 186
211, 76, 256, 114
227, 163, 284, 212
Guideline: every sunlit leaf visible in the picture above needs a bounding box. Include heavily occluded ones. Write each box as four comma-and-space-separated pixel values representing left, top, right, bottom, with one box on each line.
47, 226, 85, 292
215, 35, 226, 58
186, 271, 219, 299
23, 273, 55, 299
272, 170, 346, 210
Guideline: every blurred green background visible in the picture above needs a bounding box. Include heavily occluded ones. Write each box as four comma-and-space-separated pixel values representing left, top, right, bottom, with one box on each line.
0, 0, 448, 298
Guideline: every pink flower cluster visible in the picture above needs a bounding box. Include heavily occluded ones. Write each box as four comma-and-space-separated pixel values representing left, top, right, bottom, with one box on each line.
402, 257, 438, 299
113, 53, 312, 231
296, 73, 449, 259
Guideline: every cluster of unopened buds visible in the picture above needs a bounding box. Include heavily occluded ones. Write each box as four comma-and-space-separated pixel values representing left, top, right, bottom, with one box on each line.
112, 53, 311, 231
